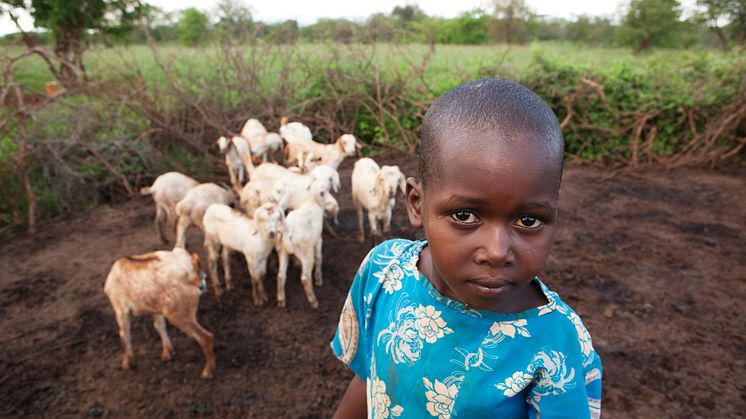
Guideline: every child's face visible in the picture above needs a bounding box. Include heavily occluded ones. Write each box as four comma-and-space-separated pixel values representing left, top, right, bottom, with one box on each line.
406, 131, 560, 312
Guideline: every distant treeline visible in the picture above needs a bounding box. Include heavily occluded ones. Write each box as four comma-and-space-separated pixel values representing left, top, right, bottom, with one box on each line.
2, 1, 745, 51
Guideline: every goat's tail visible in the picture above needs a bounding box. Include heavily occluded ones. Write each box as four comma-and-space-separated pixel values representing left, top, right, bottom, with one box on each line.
140, 186, 153, 196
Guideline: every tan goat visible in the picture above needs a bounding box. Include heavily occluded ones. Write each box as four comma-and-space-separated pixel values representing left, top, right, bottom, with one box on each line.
103, 248, 215, 379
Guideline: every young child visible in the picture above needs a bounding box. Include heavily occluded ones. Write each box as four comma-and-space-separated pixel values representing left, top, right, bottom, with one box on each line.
330, 78, 602, 418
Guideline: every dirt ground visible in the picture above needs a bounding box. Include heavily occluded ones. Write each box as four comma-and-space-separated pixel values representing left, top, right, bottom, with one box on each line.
1, 157, 744, 418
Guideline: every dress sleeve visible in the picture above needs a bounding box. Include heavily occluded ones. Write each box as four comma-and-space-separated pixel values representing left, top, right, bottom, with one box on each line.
330, 247, 375, 380
527, 347, 603, 419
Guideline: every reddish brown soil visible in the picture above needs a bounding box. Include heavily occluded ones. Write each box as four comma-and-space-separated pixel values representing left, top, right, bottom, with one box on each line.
1, 158, 744, 418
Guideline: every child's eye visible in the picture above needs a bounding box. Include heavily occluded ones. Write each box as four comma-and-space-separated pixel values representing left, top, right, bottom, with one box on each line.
450, 210, 479, 224
514, 216, 543, 229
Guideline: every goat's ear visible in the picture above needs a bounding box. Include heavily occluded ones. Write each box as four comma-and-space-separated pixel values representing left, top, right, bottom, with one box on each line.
405, 177, 424, 229
399, 173, 406, 195
337, 136, 346, 152
355, 141, 362, 157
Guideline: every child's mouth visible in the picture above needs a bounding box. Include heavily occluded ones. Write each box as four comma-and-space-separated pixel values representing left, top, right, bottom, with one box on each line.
469, 278, 510, 296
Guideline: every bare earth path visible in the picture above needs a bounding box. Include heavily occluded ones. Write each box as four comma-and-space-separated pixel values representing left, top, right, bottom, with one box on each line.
1, 158, 744, 418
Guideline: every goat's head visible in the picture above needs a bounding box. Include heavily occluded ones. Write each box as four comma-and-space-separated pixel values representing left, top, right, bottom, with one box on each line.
216, 136, 232, 154
337, 134, 359, 156
311, 165, 341, 193
254, 202, 284, 240
379, 165, 406, 200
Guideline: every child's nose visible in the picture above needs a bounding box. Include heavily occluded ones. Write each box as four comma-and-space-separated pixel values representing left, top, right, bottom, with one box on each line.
475, 224, 514, 267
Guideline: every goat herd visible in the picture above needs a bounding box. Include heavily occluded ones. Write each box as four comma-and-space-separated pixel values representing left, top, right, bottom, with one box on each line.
103, 117, 407, 379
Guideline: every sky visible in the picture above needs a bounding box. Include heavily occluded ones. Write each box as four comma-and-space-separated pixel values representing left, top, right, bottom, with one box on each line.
0, 0, 697, 36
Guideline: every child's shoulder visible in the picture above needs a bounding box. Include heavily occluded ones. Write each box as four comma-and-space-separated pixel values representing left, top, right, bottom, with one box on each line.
361, 238, 425, 267
536, 280, 597, 358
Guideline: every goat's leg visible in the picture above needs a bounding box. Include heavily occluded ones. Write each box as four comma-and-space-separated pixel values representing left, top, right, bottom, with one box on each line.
155, 205, 168, 243
166, 311, 215, 380
368, 212, 382, 242
222, 246, 233, 291
174, 215, 191, 249
228, 165, 240, 191
205, 240, 223, 298
115, 308, 134, 369
356, 204, 365, 243
323, 219, 338, 238
299, 249, 319, 309
246, 258, 268, 306
313, 239, 323, 287
276, 250, 289, 308
153, 315, 173, 361
383, 207, 393, 233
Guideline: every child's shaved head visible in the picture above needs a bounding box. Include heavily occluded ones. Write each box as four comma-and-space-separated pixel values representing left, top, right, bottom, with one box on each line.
419, 78, 564, 185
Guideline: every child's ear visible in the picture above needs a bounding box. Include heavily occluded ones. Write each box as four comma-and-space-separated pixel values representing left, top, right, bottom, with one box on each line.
405, 177, 424, 229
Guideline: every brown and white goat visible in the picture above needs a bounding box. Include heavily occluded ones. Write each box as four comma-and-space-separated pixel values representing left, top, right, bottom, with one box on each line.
103, 248, 215, 379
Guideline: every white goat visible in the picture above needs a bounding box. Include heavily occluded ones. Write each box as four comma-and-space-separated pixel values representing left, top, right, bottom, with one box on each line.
202, 202, 284, 305
239, 163, 340, 215
216, 135, 252, 189
274, 184, 328, 309
284, 134, 360, 170
351, 157, 406, 242
140, 172, 199, 243
174, 183, 236, 249
240, 118, 283, 164
279, 120, 313, 144
103, 248, 215, 379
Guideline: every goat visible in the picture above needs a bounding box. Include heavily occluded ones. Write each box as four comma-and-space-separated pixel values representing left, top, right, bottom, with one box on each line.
202, 202, 284, 305
174, 183, 236, 249
284, 134, 361, 170
140, 172, 199, 243
103, 248, 215, 379
239, 163, 340, 215
216, 135, 252, 190
351, 157, 406, 242
240, 118, 283, 164
273, 184, 328, 309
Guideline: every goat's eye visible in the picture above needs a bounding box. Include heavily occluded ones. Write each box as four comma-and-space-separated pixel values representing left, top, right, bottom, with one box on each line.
514, 216, 543, 229
450, 210, 478, 224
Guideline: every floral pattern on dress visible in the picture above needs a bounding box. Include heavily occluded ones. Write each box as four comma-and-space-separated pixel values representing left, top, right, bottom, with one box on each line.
373, 259, 406, 294
555, 303, 595, 364
415, 305, 453, 343
371, 377, 404, 418
377, 296, 453, 365
423, 377, 459, 419
495, 350, 576, 400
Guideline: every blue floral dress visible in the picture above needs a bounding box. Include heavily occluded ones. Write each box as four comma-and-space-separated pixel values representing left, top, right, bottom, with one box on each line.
331, 239, 602, 419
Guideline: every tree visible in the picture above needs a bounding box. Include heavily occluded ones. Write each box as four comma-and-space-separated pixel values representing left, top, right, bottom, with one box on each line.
620, 0, 681, 52
1, 0, 145, 81
490, 0, 533, 44
696, 0, 746, 49
213, 0, 253, 42
437, 9, 490, 45
177, 7, 209, 46
303, 18, 358, 43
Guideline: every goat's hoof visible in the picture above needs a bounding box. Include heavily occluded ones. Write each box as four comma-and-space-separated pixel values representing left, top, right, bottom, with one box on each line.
161, 349, 173, 362
225, 283, 234, 291
309, 300, 319, 309
277, 300, 286, 308
314, 278, 323, 287
200, 369, 214, 380
121, 356, 132, 370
